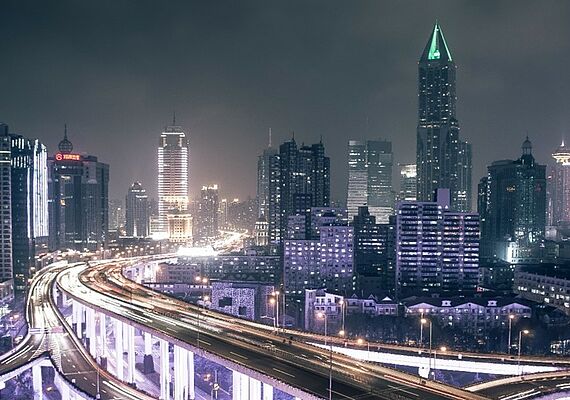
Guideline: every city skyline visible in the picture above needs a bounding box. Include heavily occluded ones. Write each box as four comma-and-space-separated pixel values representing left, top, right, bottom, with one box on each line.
1, 2, 570, 201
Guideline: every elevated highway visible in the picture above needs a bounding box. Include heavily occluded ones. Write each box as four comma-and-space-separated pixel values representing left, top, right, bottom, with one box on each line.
59, 258, 490, 400
0, 261, 156, 400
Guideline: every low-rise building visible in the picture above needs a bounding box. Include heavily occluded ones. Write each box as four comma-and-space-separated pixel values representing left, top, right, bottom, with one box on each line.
514, 263, 570, 314
404, 297, 532, 335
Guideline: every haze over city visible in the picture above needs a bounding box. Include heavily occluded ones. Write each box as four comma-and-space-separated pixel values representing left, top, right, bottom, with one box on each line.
1, 1, 570, 200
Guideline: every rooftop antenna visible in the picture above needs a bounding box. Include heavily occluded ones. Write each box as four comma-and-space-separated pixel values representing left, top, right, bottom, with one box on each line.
173, 111, 176, 126
268, 128, 272, 148
292, 130, 295, 141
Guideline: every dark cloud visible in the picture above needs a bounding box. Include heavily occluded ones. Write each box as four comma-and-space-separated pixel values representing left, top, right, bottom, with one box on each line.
1, 0, 569, 202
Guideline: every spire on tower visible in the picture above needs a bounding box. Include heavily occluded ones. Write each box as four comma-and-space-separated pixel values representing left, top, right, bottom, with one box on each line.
420, 21, 453, 62
58, 123, 73, 153
173, 111, 176, 126
268, 128, 272, 148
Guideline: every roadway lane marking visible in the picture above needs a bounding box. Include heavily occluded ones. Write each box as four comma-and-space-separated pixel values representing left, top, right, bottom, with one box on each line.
272, 367, 295, 378
198, 339, 211, 346
230, 351, 248, 360
388, 384, 420, 398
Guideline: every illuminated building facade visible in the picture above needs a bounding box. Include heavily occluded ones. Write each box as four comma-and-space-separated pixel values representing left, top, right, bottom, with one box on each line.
157, 121, 189, 236
353, 206, 396, 297
0, 123, 48, 294
0, 124, 13, 300
256, 144, 281, 243
347, 140, 394, 223
478, 138, 546, 256
279, 139, 330, 240
10, 133, 48, 291
396, 189, 479, 297
549, 142, 570, 228
284, 209, 353, 297
126, 181, 149, 237
399, 163, 417, 201
416, 22, 472, 212
195, 184, 219, 242
48, 127, 109, 251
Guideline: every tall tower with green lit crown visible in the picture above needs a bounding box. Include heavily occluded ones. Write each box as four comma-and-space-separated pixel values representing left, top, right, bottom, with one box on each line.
416, 22, 472, 211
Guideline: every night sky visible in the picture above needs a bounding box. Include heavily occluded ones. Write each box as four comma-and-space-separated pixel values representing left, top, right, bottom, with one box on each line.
1, 1, 570, 202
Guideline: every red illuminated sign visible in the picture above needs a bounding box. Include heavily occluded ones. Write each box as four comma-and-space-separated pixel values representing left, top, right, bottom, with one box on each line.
55, 153, 81, 161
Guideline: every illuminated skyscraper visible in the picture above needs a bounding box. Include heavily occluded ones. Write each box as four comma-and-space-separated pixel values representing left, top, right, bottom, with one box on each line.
0, 124, 13, 301
256, 138, 281, 243
399, 163, 417, 201
195, 184, 219, 242
347, 140, 394, 222
157, 120, 190, 237
416, 22, 472, 211
49, 127, 109, 251
347, 140, 367, 218
126, 181, 149, 237
0, 123, 49, 295
478, 138, 546, 254
279, 138, 330, 239
549, 141, 570, 227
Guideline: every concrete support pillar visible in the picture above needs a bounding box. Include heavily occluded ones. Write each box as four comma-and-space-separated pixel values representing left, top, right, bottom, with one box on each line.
159, 339, 169, 400
32, 364, 43, 400
232, 370, 241, 400
98, 313, 108, 370
173, 346, 189, 400
249, 377, 261, 400
115, 319, 124, 381
240, 373, 249, 399
143, 331, 155, 374
126, 324, 136, 384
262, 383, 273, 400
72, 301, 82, 339
188, 351, 195, 400
86, 307, 96, 356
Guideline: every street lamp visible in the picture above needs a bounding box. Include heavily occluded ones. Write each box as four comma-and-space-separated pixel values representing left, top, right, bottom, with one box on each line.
272, 290, 280, 332
508, 314, 515, 355
518, 329, 530, 374
269, 297, 277, 330
339, 299, 345, 335
432, 345, 447, 380
420, 317, 428, 348
317, 312, 332, 400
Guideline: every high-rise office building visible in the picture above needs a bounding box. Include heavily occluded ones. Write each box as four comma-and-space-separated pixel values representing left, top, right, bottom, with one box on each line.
157, 121, 190, 236
0, 124, 13, 301
416, 22, 472, 212
108, 199, 125, 231
125, 181, 149, 237
353, 206, 396, 297
347, 140, 395, 223
399, 163, 417, 201
549, 141, 570, 227
478, 138, 546, 253
10, 132, 48, 292
48, 127, 109, 251
396, 189, 479, 297
347, 140, 367, 218
256, 141, 281, 243
280, 138, 330, 239
195, 185, 219, 242
0, 124, 48, 296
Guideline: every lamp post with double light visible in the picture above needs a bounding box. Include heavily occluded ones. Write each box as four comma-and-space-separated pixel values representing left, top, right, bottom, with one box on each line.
518, 329, 530, 374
